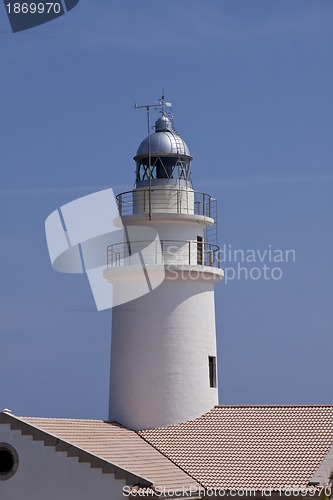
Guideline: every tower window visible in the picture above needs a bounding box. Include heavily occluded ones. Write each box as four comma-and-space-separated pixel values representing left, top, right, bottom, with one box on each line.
208, 356, 217, 388
0, 443, 19, 480
197, 236, 203, 265
136, 156, 191, 184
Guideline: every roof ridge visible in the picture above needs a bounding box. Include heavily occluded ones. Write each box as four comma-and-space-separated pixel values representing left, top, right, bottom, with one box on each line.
136, 429, 203, 489
18, 416, 104, 422
19, 416, 128, 430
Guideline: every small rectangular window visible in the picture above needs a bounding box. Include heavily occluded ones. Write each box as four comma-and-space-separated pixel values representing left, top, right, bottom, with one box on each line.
197, 236, 203, 265
209, 356, 217, 388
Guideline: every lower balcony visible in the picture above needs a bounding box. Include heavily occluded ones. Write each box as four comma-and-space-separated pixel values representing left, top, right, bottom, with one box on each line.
107, 240, 220, 269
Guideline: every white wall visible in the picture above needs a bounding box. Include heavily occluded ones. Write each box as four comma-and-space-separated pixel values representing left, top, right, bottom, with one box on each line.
0, 424, 126, 500
109, 275, 219, 430
108, 201, 221, 430
133, 186, 195, 215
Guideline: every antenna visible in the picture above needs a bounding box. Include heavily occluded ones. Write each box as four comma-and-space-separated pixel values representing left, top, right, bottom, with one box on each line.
134, 95, 172, 220
160, 92, 172, 114
134, 95, 172, 114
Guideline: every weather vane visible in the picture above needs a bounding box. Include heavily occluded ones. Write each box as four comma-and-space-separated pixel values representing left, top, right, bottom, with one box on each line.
134, 93, 172, 114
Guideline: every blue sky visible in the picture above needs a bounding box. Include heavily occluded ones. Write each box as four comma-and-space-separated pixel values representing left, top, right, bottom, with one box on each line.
1, 0, 332, 419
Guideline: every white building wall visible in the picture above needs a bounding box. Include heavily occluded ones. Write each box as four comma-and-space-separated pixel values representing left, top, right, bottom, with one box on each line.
108, 178, 221, 430
109, 275, 219, 430
133, 186, 195, 215
122, 216, 207, 242
149, 219, 205, 241
0, 424, 126, 500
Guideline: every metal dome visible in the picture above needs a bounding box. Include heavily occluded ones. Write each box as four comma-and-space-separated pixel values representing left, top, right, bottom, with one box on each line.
155, 114, 173, 132
135, 114, 191, 158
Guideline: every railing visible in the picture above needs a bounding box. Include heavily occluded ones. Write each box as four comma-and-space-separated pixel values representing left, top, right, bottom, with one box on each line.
116, 188, 216, 219
107, 240, 220, 269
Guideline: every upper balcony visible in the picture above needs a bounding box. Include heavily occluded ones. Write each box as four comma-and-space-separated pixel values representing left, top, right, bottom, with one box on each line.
116, 188, 217, 219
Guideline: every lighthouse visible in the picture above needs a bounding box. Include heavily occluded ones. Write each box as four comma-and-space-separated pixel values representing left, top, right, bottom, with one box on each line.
104, 98, 223, 430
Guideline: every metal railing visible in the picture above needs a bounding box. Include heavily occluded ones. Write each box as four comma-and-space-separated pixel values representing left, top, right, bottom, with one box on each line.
116, 188, 216, 219
107, 240, 220, 269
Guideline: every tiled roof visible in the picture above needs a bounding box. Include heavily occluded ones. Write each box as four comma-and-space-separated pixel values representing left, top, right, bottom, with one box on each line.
138, 405, 333, 490
0, 412, 199, 491
2, 406, 333, 493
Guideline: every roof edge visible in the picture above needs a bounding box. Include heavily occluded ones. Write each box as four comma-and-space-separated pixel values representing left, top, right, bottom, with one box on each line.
309, 444, 333, 487
0, 412, 152, 487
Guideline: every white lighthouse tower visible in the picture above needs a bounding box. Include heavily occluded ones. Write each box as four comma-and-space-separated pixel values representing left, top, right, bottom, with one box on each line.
104, 98, 223, 430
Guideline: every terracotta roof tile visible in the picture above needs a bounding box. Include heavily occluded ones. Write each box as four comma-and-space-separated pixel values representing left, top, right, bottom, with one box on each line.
7, 415, 199, 491
138, 405, 333, 490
